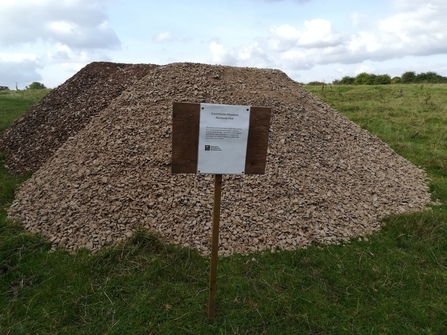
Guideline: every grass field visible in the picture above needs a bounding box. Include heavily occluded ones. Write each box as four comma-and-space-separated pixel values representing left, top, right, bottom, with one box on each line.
0, 89, 51, 133
1, 85, 446, 334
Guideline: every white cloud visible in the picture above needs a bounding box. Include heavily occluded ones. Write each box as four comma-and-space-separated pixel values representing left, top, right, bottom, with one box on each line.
362, 1, 447, 59
0, 0, 120, 50
0, 53, 37, 62
355, 64, 374, 76
0, 52, 43, 88
298, 19, 342, 47
209, 19, 345, 72
251, 0, 311, 3
0, 58, 43, 89
0, 0, 120, 88
2, 0, 447, 88
207, 0, 447, 76
46, 44, 93, 63
350, 12, 363, 27
347, 32, 381, 54
153, 31, 175, 43
392, 0, 438, 11
269, 19, 342, 50
271, 24, 302, 40
48, 21, 77, 35
209, 41, 236, 64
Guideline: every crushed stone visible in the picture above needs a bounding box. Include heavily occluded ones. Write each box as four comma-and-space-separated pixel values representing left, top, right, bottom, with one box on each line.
4, 62, 431, 255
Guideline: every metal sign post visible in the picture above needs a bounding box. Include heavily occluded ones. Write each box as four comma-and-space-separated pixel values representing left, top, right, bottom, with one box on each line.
172, 102, 271, 320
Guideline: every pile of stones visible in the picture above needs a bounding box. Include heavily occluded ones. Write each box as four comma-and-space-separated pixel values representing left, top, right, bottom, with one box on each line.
2, 62, 431, 255
0, 62, 155, 174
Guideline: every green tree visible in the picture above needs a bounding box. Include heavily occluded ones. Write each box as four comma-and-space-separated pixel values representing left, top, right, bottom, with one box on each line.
354, 73, 378, 85
339, 76, 355, 85
366, 74, 377, 85
354, 72, 370, 85
374, 74, 391, 85
28, 82, 47, 90
401, 71, 416, 83
416, 71, 447, 84
416, 72, 430, 83
307, 81, 326, 86
391, 76, 402, 84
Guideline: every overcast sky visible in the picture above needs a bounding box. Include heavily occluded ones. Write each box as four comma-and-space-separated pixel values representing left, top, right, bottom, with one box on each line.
1, 0, 446, 89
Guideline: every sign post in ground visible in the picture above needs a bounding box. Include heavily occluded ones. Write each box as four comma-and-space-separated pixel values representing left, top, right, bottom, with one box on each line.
208, 173, 222, 320
172, 102, 271, 320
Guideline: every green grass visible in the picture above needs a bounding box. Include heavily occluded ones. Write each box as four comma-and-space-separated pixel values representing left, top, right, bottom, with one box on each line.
0, 89, 51, 133
1, 86, 447, 334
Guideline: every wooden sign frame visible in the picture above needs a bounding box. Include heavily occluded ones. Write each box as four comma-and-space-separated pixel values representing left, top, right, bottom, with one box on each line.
172, 102, 271, 175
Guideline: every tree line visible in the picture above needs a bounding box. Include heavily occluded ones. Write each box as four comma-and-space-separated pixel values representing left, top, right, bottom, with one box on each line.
307, 71, 447, 86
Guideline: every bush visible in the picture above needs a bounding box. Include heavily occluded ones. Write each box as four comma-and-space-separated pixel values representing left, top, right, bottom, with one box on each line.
307, 81, 326, 86
415, 71, 447, 84
28, 82, 47, 90
374, 74, 391, 85
354, 73, 378, 85
401, 71, 416, 84
323, 71, 446, 86
338, 76, 355, 85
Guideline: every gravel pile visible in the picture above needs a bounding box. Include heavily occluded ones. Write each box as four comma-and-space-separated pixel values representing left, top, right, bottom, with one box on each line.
0, 62, 156, 175
7, 62, 431, 255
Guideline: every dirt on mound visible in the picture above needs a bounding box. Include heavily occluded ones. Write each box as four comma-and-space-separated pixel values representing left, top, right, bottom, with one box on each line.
0, 62, 157, 175
8, 62, 431, 255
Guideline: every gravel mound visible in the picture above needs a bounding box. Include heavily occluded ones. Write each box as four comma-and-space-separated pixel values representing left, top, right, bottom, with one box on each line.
8, 62, 431, 255
0, 62, 157, 175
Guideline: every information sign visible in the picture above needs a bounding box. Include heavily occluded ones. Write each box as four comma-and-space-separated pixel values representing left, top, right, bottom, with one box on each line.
171, 101, 271, 320
197, 103, 250, 174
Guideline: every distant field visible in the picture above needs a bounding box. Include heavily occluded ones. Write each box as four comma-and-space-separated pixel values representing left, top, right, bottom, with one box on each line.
0, 89, 51, 133
1, 86, 447, 334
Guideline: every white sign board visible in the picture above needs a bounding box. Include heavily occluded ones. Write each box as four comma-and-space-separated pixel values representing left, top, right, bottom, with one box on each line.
197, 103, 250, 174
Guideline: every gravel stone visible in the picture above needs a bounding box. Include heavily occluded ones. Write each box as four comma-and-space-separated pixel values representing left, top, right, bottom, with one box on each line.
4, 62, 431, 255
0, 62, 156, 175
